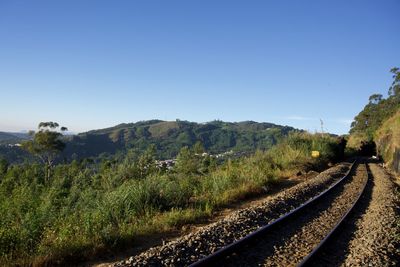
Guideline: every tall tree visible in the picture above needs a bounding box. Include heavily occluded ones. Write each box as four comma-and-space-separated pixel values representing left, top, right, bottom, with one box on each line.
389, 67, 400, 96
350, 67, 400, 138
368, 94, 383, 104
175, 146, 199, 174
21, 122, 68, 181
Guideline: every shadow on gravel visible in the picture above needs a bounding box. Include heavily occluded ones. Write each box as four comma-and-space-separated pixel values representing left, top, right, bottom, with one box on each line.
214, 164, 359, 267
306, 163, 374, 267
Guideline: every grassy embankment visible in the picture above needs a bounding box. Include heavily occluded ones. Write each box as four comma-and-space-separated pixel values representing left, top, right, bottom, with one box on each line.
375, 110, 400, 171
0, 132, 343, 266
375, 110, 400, 253
347, 68, 400, 167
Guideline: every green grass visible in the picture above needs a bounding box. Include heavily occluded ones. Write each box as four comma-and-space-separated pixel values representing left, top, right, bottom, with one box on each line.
0, 132, 343, 266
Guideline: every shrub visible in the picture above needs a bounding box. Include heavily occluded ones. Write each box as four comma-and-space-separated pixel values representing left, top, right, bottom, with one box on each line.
0, 132, 344, 265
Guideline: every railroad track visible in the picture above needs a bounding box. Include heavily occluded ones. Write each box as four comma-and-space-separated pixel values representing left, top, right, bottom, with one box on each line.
190, 161, 369, 267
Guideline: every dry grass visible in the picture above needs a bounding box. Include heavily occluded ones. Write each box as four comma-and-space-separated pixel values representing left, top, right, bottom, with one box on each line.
375, 110, 400, 171
0, 132, 342, 266
148, 121, 179, 138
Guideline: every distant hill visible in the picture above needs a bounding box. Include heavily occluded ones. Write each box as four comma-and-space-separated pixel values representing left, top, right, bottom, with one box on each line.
63, 120, 296, 160
0, 120, 297, 163
0, 132, 31, 163
0, 132, 30, 144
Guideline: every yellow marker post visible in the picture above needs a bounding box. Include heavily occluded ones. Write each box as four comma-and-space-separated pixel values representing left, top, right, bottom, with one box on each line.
311, 151, 320, 158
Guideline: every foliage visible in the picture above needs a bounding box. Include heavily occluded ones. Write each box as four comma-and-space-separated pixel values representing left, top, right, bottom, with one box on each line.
349, 68, 400, 148
1, 121, 294, 165
59, 120, 294, 162
0, 131, 344, 266
375, 110, 400, 171
348, 67, 400, 166
21, 122, 68, 181
0, 158, 8, 177
21, 122, 68, 165
0, 132, 30, 144
137, 144, 157, 178
0, 146, 32, 164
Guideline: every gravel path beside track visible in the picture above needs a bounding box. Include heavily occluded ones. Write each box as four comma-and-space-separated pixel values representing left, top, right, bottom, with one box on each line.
114, 163, 350, 267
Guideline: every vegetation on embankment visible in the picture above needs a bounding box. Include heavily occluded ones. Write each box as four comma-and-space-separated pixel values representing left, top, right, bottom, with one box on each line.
375, 110, 400, 172
0, 132, 343, 266
348, 67, 400, 169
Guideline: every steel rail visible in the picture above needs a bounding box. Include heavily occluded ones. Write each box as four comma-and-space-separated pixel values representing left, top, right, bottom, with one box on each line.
189, 160, 358, 267
296, 163, 369, 266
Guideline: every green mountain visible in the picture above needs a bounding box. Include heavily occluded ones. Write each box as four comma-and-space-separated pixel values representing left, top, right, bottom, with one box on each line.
0, 132, 30, 144
63, 120, 296, 160
0, 132, 31, 163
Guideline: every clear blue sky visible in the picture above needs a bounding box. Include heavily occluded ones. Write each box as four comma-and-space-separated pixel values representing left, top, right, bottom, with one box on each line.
1, 0, 399, 134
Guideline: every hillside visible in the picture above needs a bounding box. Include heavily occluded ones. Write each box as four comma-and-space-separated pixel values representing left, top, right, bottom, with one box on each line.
0, 132, 29, 144
63, 120, 296, 160
375, 110, 400, 172
348, 67, 400, 172
0, 129, 345, 266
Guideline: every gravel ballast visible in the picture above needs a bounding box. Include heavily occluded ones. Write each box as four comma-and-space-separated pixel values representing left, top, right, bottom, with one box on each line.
114, 163, 351, 267
217, 163, 367, 266
341, 163, 399, 266
308, 162, 400, 267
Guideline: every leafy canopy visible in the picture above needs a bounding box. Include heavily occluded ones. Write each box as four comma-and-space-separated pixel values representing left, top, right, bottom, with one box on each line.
21, 121, 68, 168
350, 67, 400, 142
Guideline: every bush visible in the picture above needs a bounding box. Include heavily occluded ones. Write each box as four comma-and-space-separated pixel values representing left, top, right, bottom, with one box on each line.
0, 132, 344, 265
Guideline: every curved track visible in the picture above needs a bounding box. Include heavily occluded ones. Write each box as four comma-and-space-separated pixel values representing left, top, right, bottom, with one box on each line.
190, 161, 368, 267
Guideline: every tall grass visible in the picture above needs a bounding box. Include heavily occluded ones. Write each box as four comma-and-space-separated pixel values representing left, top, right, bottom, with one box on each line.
375, 110, 400, 171
0, 132, 343, 266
